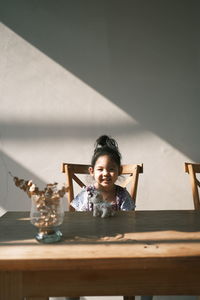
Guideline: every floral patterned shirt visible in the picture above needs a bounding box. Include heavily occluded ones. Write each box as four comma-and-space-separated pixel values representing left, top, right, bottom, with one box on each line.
70, 185, 135, 211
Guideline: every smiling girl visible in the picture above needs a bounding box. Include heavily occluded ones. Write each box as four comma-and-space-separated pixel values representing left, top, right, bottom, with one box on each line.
71, 135, 135, 212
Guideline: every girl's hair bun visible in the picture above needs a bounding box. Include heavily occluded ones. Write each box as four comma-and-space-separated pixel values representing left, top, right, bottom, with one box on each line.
95, 135, 119, 151
91, 135, 121, 168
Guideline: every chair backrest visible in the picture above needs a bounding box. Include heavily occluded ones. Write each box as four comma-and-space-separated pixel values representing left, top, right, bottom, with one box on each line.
62, 163, 143, 211
184, 162, 200, 210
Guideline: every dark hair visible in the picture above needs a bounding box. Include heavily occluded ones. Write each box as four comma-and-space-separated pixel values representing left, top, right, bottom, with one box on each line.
91, 135, 121, 169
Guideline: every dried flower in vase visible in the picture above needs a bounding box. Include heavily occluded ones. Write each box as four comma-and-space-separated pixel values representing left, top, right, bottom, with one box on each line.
9, 172, 66, 200
9, 172, 66, 240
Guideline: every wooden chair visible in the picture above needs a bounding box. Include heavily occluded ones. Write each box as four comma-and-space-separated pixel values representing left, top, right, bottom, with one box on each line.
185, 162, 200, 210
62, 163, 143, 211
62, 162, 143, 300
185, 163, 200, 300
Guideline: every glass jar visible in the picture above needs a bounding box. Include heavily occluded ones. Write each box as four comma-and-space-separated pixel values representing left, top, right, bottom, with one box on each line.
30, 194, 64, 243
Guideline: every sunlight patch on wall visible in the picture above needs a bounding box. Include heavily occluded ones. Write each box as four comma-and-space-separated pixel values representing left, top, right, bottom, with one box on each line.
0, 22, 138, 128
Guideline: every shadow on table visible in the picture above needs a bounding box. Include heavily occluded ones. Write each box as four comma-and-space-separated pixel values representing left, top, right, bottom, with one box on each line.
1, 211, 200, 246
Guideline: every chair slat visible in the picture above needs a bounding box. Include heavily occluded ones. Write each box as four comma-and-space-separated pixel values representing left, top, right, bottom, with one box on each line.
62, 163, 90, 174
72, 174, 86, 188
121, 164, 143, 174
185, 162, 200, 173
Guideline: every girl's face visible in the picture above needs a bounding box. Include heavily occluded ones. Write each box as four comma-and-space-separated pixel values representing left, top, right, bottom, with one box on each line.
89, 155, 119, 191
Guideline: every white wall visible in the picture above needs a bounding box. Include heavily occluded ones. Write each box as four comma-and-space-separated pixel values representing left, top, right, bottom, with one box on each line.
0, 0, 199, 216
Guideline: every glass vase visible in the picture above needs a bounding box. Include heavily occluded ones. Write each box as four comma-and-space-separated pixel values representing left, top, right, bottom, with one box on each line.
30, 194, 64, 243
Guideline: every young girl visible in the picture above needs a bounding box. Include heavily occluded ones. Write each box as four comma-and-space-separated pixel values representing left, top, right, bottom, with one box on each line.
71, 135, 135, 212
69, 135, 152, 300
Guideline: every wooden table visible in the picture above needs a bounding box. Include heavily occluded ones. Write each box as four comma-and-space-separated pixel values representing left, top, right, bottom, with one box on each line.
1, 210, 200, 299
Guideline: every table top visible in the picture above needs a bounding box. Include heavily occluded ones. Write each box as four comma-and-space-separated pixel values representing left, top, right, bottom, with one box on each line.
1, 210, 200, 271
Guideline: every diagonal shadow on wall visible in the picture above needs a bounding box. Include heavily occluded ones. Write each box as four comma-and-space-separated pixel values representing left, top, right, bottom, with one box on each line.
0, 150, 46, 213
0, 0, 200, 160
0, 120, 143, 141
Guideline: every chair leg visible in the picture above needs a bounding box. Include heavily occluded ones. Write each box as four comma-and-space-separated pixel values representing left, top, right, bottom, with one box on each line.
123, 297, 135, 300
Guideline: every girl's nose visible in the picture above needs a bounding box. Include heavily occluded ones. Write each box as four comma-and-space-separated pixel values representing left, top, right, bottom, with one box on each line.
103, 169, 108, 175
